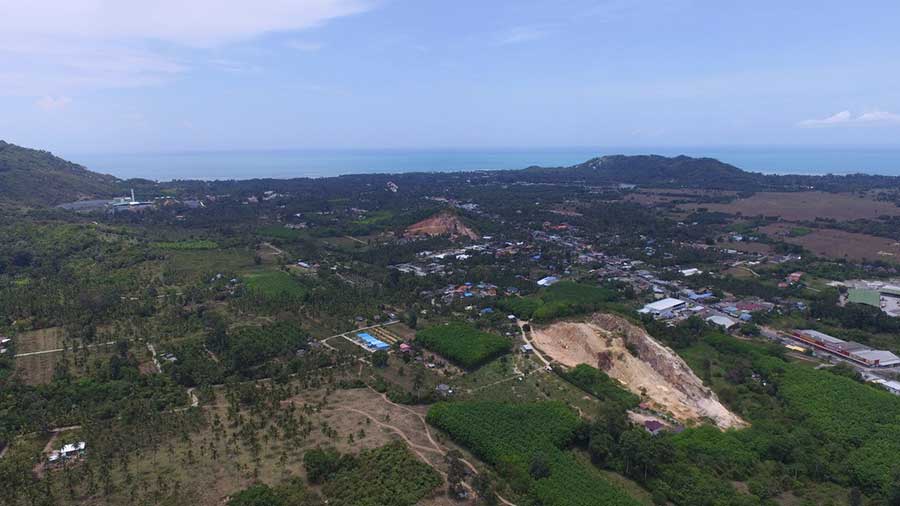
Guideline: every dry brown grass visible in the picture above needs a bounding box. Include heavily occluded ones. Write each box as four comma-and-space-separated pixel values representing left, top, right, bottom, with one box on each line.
682, 191, 900, 221
762, 223, 900, 262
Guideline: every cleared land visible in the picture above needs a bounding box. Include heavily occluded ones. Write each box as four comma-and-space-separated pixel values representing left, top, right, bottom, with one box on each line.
681, 191, 900, 221
45, 385, 481, 506
530, 313, 745, 429
405, 211, 479, 240
762, 223, 900, 262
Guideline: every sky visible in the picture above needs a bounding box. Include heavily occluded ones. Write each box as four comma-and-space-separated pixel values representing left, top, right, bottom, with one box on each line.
2, 0, 900, 155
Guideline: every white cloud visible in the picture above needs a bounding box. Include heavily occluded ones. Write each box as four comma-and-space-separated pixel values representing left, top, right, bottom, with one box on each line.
0, 1, 371, 47
798, 110, 900, 127
286, 40, 325, 52
496, 26, 551, 45
856, 110, 900, 124
0, 1, 371, 97
35, 96, 72, 111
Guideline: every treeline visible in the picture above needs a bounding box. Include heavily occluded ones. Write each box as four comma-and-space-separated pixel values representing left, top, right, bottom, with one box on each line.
497, 281, 621, 322
166, 321, 314, 385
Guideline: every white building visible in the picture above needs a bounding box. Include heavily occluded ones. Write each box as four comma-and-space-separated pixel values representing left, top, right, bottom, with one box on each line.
639, 298, 687, 315
537, 276, 560, 287
679, 268, 702, 277
706, 315, 738, 330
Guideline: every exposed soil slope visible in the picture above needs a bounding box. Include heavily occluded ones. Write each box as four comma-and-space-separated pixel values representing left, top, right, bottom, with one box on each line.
405, 211, 479, 240
531, 313, 746, 429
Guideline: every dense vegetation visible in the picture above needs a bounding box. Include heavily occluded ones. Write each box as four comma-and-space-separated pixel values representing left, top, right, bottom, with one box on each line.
427, 401, 639, 506
304, 443, 442, 506
557, 364, 640, 408
0, 140, 120, 205
498, 281, 619, 322
228, 479, 322, 506
416, 322, 511, 369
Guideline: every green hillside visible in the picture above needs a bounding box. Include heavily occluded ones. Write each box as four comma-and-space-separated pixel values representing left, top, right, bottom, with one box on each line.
0, 140, 120, 206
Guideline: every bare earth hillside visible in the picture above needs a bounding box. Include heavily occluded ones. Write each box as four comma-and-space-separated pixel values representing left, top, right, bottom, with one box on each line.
531, 313, 746, 429
404, 211, 480, 240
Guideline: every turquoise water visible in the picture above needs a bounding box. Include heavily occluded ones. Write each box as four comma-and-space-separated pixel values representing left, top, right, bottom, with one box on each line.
68, 147, 900, 181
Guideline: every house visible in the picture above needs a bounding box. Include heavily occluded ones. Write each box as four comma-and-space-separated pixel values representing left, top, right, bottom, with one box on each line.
537, 276, 560, 287
679, 268, 702, 277
399, 343, 412, 353
521, 344, 534, 354
49, 442, 86, 463
787, 272, 804, 283
435, 384, 453, 397
643, 420, 665, 435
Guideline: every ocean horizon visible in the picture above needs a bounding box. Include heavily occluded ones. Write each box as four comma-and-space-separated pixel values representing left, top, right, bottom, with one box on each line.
65, 146, 900, 182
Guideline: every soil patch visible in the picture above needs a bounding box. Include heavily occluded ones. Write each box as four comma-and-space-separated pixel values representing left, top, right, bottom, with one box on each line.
405, 211, 479, 240
531, 313, 746, 429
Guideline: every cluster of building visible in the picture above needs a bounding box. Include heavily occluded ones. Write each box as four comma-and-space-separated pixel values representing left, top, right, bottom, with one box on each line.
786, 329, 900, 368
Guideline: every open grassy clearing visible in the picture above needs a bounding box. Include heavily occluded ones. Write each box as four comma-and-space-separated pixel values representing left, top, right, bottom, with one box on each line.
168, 248, 258, 277
682, 191, 900, 221
37, 382, 484, 506
13, 327, 66, 354
762, 223, 900, 262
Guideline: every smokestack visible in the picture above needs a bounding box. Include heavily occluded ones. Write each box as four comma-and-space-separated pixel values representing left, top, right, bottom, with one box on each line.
131, 189, 135, 202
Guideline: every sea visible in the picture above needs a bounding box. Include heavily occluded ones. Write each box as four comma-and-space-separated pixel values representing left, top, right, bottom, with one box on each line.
67, 146, 900, 182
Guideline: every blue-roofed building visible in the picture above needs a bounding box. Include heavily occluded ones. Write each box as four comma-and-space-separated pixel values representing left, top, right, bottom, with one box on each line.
357, 332, 390, 351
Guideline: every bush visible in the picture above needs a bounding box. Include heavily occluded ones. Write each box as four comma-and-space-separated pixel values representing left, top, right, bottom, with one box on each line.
558, 364, 640, 408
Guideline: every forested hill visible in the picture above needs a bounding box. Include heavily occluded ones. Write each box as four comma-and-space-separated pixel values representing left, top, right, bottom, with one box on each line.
576, 154, 760, 187
0, 141, 120, 206
514, 154, 900, 191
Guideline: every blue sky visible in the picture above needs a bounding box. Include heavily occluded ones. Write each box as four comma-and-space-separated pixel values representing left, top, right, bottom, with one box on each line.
2, 0, 900, 154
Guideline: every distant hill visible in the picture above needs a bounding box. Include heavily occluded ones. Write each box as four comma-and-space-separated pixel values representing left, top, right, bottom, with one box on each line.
572, 154, 759, 186
0, 141, 120, 206
514, 154, 900, 191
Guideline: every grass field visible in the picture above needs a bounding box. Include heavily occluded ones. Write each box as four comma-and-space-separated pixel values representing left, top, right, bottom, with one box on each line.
682, 191, 900, 221
169, 248, 258, 276
762, 223, 900, 262
257, 225, 305, 240
244, 270, 307, 298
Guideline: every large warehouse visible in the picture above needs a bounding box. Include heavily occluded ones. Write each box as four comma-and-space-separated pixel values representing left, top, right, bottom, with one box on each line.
791, 329, 900, 367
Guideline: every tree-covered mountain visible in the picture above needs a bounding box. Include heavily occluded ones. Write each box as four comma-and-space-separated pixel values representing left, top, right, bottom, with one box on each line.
0, 141, 120, 206
511, 153, 900, 191
575, 154, 759, 186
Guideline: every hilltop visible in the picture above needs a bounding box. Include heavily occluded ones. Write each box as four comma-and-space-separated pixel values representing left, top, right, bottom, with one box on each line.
0, 141, 120, 206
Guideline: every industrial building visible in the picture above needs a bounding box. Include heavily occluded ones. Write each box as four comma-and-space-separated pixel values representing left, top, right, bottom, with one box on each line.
639, 298, 687, 315
706, 315, 738, 330
787, 329, 900, 367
